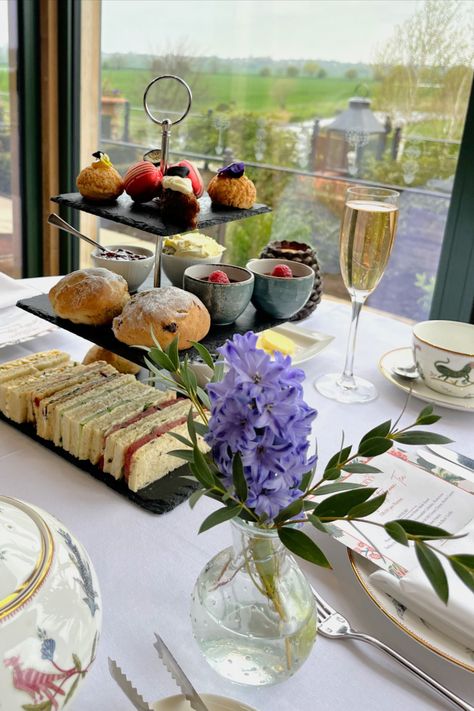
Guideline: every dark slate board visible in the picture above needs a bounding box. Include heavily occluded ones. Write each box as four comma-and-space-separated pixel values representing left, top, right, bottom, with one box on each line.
16, 294, 284, 368
0, 410, 196, 514
50, 192, 271, 237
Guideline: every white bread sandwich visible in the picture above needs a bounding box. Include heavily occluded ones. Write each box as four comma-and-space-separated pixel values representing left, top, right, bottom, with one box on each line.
52, 376, 148, 454
80, 387, 175, 464
38, 365, 123, 442
61, 377, 142, 456
102, 398, 190, 478
30, 361, 114, 426
125, 407, 209, 493
0, 351, 72, 422
0, 350, 69, 384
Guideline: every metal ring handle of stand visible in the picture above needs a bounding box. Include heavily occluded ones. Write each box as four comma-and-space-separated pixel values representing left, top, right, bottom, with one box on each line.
142, 75, 192, 288
143, 74, 192, 175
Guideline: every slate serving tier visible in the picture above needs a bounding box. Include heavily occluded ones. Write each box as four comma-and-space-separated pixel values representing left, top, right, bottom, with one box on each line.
51, 193, 271, 236
0, 410, 196, 514
16, 294, 285, 369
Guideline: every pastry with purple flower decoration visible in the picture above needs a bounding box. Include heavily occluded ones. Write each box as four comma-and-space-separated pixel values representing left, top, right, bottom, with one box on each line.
160, 168, 200, 229
207, 162, 256, 209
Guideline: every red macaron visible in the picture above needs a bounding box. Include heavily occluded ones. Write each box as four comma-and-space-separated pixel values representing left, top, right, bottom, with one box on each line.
123, 161, 162, 203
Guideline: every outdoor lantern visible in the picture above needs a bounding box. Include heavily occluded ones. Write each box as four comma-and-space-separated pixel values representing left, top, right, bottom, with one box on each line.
321, 96, 387, 176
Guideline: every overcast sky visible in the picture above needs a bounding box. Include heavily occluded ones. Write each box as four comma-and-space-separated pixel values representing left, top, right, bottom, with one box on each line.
100, 0, 419, 63
0, 0, 422, 63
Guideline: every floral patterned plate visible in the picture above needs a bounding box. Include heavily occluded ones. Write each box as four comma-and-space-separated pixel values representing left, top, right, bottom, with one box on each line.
379, 348, 474, 413
349, 551, 474, 672
153, 694, 258, 710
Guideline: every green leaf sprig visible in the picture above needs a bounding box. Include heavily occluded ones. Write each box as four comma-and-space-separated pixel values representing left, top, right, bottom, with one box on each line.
146, 337, 473, 604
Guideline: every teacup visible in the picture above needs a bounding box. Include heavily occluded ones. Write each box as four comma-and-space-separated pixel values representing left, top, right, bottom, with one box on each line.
412, 320, 474, 399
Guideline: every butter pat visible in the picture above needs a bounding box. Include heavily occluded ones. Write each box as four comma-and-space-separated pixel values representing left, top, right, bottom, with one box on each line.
163, 232, 225, 259
257, 329, 296, 357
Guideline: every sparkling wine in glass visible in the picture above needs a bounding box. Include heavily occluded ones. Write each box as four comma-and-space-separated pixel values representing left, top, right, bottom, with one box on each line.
316, 186, 399, 403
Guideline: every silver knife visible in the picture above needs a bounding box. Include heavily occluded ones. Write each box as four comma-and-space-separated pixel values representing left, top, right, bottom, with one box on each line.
108, 657, 154, 711
427, 444, 474, 472
153, 633, 210, 711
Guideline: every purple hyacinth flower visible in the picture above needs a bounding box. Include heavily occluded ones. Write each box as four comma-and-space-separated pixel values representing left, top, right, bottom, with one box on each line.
205, 331, 317, 521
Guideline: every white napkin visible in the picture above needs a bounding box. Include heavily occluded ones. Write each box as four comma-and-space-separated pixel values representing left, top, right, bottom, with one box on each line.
370, 521, 474, 650
0, 271, 57, 347
0, 271, 41, 308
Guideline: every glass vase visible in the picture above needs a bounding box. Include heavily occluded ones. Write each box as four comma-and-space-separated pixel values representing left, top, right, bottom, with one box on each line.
191, 519, 317, 686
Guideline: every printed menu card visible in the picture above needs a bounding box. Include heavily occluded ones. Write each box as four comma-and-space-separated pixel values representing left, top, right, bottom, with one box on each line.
316, 450, 474, 577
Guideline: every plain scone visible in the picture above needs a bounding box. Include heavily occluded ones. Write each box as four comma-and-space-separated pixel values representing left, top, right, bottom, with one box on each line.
83, 345, 140, 375
49, 268, 130, 325
112, 287, 211, 350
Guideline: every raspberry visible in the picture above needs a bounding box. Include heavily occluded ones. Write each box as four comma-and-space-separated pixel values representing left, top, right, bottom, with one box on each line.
208, 270, 230, 284
271, 264, 293, 278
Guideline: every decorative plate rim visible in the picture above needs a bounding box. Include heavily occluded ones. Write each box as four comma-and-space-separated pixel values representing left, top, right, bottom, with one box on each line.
348, 549, 474, 673
0, 495, 54, 621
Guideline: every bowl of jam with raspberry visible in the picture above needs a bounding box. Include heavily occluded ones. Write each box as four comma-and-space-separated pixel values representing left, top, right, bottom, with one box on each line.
246, 258, 314, 319
183, 264, 254, 325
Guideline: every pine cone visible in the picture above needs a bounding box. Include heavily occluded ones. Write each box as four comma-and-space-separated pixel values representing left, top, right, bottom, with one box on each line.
259, 240, 323, 321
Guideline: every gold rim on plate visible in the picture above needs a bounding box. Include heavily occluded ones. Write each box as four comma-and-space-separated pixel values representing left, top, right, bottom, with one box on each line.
0, 496, 54, 621
348, 550, 474, 672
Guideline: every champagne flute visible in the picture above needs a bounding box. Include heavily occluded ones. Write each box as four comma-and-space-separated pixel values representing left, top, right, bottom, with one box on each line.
316, 186, 400, 403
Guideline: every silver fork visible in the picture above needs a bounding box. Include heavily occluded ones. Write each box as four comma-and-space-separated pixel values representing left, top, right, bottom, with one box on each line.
312, 586, 474, 711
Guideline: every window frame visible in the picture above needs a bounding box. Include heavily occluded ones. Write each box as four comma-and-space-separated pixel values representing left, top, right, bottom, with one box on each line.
429, 82, 474, 324
16, 0, 42, 277
12, 3, 474, 322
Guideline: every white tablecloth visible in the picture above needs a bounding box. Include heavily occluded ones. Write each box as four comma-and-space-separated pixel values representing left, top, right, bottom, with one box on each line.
1, 277, 473, 711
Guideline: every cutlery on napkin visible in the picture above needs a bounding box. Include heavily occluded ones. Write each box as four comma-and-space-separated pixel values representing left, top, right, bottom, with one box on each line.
153, 633, 210, 711
370, 521, 474, 650
419, 449, 474, 487
426, 445, 474, 475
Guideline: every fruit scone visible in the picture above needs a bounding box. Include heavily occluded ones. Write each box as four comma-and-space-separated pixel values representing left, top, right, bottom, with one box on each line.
101, 399, 209, 492
0, 351, 72, 422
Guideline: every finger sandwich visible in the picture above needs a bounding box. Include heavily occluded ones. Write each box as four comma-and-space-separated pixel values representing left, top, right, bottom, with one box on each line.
0, 351, 72, 422
102, 398, 190, 480
37, 365, 120, 440
62, 377, 145, 457
80, 388, 174, 464
30, 361, 112, 425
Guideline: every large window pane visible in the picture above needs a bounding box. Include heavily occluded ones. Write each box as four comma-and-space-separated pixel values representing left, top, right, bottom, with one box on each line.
0, 0, 22, 277
91, 0, 473, 321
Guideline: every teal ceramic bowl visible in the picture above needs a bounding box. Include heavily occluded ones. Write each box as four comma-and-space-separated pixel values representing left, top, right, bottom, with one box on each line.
246, 258, 314, 319
183, 264, 254, 325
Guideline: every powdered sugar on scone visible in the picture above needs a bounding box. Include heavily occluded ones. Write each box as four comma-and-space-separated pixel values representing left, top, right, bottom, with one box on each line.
112, 287, 210, 350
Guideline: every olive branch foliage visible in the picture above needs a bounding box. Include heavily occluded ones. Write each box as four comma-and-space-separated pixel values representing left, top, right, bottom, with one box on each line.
146, 335, 474, 604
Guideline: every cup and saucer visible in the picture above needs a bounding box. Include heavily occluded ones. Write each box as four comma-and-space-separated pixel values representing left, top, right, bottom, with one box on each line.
379, 320, 474, 413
